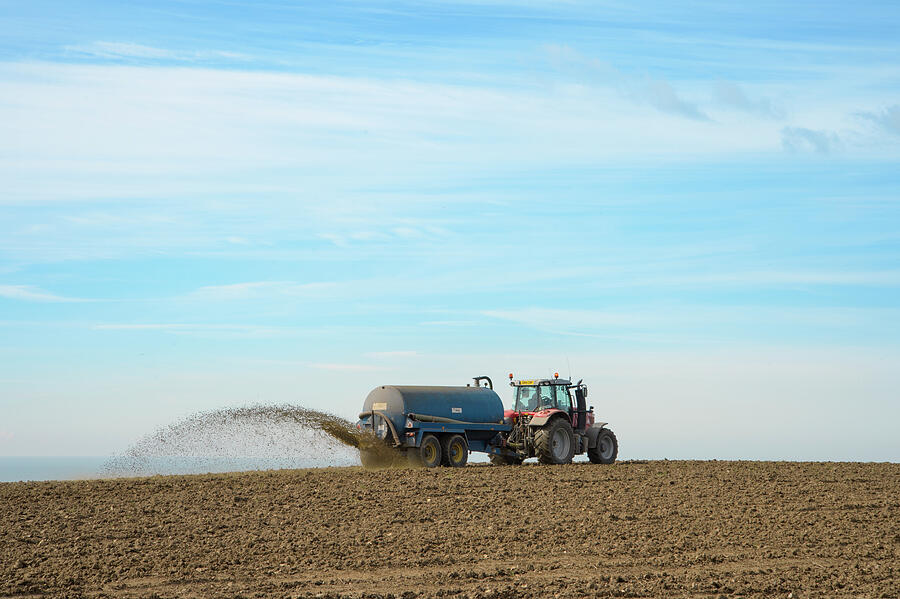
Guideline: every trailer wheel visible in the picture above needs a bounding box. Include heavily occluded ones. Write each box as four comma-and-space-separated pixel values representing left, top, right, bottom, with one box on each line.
489, 454, 523, 466
587, 428, 618, 464
418, 434, 442, 468
535, 418, 576, 465
441, 435, 468, 468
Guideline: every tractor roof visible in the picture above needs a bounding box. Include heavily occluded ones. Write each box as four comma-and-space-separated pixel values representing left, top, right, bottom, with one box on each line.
510, 377, 572, 387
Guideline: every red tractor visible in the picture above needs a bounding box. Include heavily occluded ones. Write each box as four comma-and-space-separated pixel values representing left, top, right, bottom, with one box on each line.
489, 374, 618, 465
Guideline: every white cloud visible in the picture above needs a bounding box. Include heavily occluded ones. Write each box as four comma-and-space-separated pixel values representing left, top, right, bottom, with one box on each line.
308, 362, 383, 372
69, 41, 177, 59
0, 285, 80, 302
318, 227, 432, 247
65, 41, 250, 63
185, 281, 338, 301
364, 350, 418, 358
0, 60, 789, 206
857, 104, 900, 136
714, 81, 784, 118
543, 44, 710, 121
482, 308, 662, 341
63, 212, 175, 226
781, 126, 840, 154
391, 227, 425, 239
0, 47, 894, 209
640, 78, 710, 121
612, 270, 900, 289
92, 323, 289, 337
482, 305, 900, 337
484, 308, 650, 330
93, 324, 196, 330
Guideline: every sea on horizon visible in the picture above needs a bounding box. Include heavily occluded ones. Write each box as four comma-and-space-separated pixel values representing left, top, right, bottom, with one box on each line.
0, 456, 360, 483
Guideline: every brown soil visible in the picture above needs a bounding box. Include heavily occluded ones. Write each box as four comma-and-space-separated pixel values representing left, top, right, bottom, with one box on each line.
2, 461, 898, 598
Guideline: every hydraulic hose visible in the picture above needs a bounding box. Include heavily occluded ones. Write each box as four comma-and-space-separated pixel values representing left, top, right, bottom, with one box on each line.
407, 413, 502, 426
357, 410, 402, 447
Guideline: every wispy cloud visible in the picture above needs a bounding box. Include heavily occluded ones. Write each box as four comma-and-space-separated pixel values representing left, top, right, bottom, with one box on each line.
543, 44, 710, 121
5, 58, 894, 213
65, 41, 249, 63
857, 104, 900, 136
781, 126, 840, 154
185, 281, 338, 301
316, 220, 448, 248
0, 285, 82, 302
483, 308, 650, 331
318, 232, 391, 248
597, 270, 900, 289
92, 323, 288, 337
308, 362, 383, 372
68, 41, 177, 60
639, 79, 710, 121
364, 350, 418, 358
62, 212, 176, 227
483, 306, 900, 339
677, 270, 900, 287
714, 81, 784, 119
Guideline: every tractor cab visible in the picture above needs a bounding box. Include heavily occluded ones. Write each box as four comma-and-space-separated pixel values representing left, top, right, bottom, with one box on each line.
507, 373, 593, 431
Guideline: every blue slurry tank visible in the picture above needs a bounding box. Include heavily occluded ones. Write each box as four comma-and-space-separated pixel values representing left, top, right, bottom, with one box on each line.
356, 377, 513, 468
362, 385, 504, 433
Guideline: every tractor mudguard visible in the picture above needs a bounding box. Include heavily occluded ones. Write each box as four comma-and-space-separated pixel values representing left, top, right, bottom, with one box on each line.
525, 409, 566, 427
586, 423, 609, 448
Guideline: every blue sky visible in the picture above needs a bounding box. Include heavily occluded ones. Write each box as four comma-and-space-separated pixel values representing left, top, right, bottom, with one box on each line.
1, 1, 899, 460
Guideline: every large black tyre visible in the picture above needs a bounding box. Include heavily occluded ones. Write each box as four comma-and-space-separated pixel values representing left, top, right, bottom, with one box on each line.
417, 434, 443, 468
489, 454, 524, 466
587, 428, 618, 464
534, 418, 576, 465
441, 434, 468, 468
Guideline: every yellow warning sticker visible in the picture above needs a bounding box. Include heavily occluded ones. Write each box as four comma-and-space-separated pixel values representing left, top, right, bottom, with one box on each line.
372, 402, 387, 411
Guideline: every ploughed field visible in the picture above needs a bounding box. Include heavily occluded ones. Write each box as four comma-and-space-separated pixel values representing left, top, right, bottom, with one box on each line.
2, 461, 898, 598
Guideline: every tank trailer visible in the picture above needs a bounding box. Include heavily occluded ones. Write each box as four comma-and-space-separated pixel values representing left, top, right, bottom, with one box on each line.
356, 374, 618, 468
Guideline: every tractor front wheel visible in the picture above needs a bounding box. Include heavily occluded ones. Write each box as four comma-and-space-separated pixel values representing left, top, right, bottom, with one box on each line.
588, 428, 618, 464
535, 418, 576, 464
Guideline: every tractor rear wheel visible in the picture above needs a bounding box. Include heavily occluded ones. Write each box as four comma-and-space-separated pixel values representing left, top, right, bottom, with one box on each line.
535, 418, 576, 464
588, 428, 618, 464
417, 434, 443, 468
489, 454, 523, 466
442, 435, 468, 468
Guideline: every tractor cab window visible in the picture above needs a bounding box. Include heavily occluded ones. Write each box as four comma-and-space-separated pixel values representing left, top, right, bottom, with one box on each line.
555, 385, 572, 411
514, 386, 538, 411
537, 385, 555, 410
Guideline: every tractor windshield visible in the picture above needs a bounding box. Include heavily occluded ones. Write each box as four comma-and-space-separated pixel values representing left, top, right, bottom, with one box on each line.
514, 385, 556, 412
